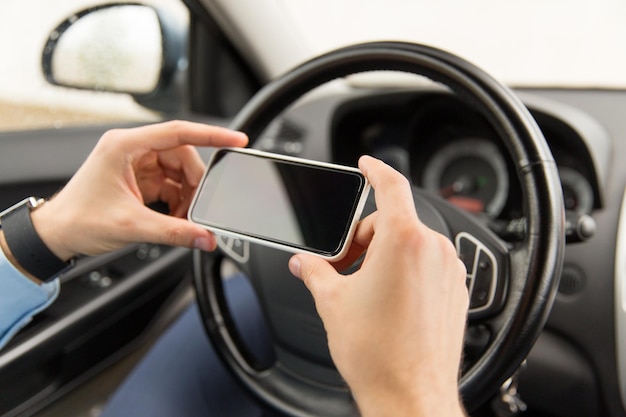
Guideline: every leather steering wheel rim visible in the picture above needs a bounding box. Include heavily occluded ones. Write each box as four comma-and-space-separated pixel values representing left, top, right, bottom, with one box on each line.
193, 41, 565, 414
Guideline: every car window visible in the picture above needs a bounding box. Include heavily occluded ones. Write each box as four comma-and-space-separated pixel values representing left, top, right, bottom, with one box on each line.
0, 0, 188, 132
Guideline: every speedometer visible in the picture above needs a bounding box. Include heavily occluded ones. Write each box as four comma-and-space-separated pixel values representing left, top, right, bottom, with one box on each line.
421, 138, 509, 218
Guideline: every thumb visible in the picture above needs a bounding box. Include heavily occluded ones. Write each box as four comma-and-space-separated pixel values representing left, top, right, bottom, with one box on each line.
289, 253, 339, 296
138, 210, 217, 251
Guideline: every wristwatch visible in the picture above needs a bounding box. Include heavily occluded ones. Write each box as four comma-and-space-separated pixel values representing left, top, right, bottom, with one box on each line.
0, 197, 73, 282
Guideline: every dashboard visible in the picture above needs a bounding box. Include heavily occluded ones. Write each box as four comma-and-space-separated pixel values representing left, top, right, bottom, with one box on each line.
256, 86, 623, 417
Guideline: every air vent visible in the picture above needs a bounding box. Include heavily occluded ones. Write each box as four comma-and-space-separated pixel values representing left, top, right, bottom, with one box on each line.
558, 264, 586, 295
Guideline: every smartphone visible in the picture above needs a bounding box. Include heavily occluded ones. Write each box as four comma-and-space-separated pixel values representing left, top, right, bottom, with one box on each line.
188, 148, 371, 261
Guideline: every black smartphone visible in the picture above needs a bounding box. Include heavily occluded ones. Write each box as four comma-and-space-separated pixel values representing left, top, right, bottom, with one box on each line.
188, 148, 371, 260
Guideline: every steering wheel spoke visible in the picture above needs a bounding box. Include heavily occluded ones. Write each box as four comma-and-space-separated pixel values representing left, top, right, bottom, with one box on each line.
414, 187, 511, 320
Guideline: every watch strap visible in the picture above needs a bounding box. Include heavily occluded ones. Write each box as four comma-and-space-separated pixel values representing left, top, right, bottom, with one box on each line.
1, 200, 70, 282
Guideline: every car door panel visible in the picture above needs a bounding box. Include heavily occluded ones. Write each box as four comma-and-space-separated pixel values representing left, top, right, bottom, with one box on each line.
0, 125, 193, 417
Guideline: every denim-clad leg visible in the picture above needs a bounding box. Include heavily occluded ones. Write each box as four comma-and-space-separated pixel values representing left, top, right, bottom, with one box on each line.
100, 274, 274, 417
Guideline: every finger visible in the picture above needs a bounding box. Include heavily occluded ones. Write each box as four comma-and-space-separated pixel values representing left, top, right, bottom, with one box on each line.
121, 120, 249, 153
351, 212, 377, 249
358, 155, 417, 218
158, 145, 206, 188
330, 213, 377, 271
158, 180, 186, 217
289, 253, 340, 296
134, 209, 217, 251
177, 179, 196, 217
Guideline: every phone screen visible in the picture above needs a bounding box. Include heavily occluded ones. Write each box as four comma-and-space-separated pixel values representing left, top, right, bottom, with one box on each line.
189, 148, 369, 258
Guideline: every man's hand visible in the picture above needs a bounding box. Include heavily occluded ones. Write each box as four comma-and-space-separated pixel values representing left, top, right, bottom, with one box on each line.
30, 121, 248, 260
289, 155, 469, 417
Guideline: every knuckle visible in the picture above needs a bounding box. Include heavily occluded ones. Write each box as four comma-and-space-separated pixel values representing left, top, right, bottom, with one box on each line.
456, 256, 468, 277
399, 223, 461, 265
162, 225, 186, 246
436, 233, 458, 258
394, 220, 432, 251
396, 225, 422, 249
164, 119, 186, 135
388, 171, 411, 190
99, 128, 123, 147
97, 128, 131, 156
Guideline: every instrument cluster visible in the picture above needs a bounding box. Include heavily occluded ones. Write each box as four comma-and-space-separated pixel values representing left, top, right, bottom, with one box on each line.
331, 91, 599, 229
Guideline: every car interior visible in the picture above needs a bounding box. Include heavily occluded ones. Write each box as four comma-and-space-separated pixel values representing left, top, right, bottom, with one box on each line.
1, 1, 625, 416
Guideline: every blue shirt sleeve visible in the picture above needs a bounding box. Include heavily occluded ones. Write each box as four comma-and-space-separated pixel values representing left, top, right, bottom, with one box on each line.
0, 248, 60, 350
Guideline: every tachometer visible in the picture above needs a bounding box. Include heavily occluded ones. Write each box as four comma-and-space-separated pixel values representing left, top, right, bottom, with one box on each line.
421, 138, 509, 217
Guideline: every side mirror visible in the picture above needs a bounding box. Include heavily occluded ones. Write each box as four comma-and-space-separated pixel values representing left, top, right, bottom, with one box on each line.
41, 4, 186, 112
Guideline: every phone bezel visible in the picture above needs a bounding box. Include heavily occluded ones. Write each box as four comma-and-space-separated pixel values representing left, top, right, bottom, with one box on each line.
188, 147, 371, 261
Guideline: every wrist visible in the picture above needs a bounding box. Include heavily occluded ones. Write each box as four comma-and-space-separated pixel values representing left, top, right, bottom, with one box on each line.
354, 383, 466, 417
30, 198, 77, 262
358, 397, 466, 417
0, 197, 75, 282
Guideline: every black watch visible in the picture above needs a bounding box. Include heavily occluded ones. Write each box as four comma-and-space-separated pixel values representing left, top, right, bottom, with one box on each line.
0, 197, 73, 282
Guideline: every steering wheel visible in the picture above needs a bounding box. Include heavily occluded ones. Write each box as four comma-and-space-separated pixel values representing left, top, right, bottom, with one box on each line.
193, 41, 565, 415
